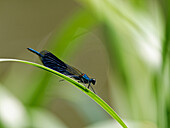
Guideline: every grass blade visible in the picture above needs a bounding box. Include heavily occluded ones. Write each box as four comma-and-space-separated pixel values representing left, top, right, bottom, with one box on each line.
0, 58, 127, 128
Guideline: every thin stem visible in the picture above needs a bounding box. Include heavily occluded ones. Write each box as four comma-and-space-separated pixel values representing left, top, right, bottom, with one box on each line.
0, 58, 128, 128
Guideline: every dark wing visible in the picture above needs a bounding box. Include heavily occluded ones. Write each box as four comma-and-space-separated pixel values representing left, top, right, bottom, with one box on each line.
65, 64, 82, 76
39, 50, 83, 77
40, 50, 69, 74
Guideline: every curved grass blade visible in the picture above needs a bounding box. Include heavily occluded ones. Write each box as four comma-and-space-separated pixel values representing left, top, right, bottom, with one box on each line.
0, 58, 128, 128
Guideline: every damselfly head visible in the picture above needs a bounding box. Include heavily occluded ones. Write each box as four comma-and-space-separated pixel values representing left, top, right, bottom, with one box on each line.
91, 78, 96, 85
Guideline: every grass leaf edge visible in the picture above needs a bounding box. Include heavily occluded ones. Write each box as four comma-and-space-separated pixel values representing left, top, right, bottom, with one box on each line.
0, 58, 128, 128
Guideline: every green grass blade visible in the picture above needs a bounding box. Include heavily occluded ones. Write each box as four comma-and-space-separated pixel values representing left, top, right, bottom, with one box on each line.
0, 58, 128, 128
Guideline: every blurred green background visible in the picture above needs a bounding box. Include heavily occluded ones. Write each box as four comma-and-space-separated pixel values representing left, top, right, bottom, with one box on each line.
0, 0, 169, 128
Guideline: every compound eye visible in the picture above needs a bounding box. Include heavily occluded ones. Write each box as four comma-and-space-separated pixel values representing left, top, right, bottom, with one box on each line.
91, 79, 96, 85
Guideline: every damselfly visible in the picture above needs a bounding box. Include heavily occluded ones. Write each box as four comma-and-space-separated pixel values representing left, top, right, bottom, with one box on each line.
27, 48, 96, 93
